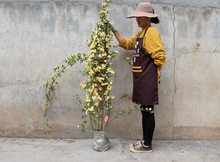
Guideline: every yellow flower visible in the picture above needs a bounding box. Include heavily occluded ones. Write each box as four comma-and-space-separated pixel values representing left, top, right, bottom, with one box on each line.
93, 35, 97, 41
89, 106, 94, 112
49, 84, 54, 89
98, 54, 102, 58
94, 103, 98, 107
92, 96, 96, 100
81, 54, 85, 60
89, 69, 94, 75
88, 57, 92, 62
94, 66, 101, 72
90, 43, 95, 49
80, 81, 86, 88
100, 11, 106, 15
51, 74, 55, 78
97, 77, 104, 83
88, 88, 93, 94
107, 68, 111, 73
87, 40, 91, 45
107, 86, 112, 91
99, 47, 104, 53
98, 96, 102, 101
86, 106, 94, 114
86, 99, 91, 103
102, 2, 107, 7
101, 82, 108, 86
100, 32, 105, 37
91, 49, 97, 53
101, 64, 106, 69
107, 68, 115, 75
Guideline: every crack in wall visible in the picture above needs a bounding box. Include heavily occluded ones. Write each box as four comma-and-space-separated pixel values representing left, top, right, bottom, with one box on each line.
171, 5, 176, 139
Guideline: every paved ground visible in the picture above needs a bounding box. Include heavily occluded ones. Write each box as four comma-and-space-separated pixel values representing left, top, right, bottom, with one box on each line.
0, 138, 219, 162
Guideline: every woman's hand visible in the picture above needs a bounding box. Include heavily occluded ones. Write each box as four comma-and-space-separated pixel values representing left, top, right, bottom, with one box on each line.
109, 22, 123, 43
109, 23, 117, 33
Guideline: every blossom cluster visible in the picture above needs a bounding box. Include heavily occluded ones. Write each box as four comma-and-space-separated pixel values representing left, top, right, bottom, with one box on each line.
78, 0, 119, 132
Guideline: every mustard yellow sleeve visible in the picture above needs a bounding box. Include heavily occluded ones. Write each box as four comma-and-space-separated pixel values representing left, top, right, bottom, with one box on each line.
144, 27, 167, 67
118, 33, 140, 50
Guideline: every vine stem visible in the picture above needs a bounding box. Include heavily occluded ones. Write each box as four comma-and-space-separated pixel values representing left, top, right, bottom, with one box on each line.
101, 88, 105, 130
96, 102, 101, 131
90, 114, 94, 130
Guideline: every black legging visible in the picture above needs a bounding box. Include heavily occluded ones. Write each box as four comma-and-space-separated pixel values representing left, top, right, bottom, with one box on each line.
141, 105, 155, 146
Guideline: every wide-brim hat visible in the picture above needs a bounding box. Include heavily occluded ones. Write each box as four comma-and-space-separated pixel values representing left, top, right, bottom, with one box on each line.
127, 2, 159, 18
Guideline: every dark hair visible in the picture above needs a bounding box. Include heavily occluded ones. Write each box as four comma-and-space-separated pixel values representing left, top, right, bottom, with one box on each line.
150, 9, 160, 24
151, 17, 160, 24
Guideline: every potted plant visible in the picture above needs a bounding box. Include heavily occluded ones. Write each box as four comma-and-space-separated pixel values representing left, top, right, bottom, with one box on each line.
43, 0, 136, 152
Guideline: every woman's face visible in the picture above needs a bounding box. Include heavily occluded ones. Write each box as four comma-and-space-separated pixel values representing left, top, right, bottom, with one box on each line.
136, 17, 151, 29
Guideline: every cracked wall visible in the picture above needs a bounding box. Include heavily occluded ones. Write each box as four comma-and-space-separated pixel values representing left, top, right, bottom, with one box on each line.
172, 6, 220, 139
0, 0, 219, 139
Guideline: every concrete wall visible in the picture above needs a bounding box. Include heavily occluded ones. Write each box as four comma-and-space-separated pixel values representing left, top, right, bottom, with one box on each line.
0, 0, 220, 139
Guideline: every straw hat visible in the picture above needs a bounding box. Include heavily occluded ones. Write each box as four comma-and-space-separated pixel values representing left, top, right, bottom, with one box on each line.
127, 2, 159, 18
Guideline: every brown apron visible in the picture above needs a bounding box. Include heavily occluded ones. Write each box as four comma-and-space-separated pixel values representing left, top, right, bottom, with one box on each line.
132, 28, 158, 105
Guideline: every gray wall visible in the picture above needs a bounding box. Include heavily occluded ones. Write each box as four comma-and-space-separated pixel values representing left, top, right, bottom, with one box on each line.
0, 0, 220, 139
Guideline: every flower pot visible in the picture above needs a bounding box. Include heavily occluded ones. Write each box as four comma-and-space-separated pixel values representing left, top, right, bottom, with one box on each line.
93, 131, 110, 152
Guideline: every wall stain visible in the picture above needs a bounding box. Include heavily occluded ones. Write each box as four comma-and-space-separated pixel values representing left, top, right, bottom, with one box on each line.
120, 94, 132, 100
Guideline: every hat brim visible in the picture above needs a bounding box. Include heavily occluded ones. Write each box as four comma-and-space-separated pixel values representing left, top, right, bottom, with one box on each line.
127, 12, 159, 19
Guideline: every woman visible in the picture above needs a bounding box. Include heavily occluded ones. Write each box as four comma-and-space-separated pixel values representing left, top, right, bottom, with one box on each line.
110, 2, 166, 153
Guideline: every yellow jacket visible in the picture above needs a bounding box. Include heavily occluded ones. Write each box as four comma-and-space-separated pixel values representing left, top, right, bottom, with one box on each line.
118, 26, 167, 81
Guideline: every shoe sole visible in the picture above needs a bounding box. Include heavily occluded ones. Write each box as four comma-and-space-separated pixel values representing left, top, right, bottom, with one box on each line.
129, 144, 152, 153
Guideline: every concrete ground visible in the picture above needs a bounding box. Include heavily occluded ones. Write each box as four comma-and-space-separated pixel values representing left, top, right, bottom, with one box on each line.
0, 138, 219, 162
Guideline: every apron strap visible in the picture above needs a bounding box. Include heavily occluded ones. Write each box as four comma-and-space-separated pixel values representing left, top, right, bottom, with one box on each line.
143, 25, 150, 38
137, 26, 150, 38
